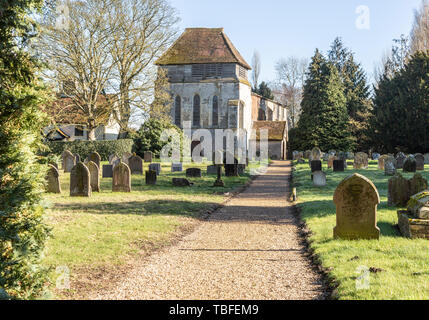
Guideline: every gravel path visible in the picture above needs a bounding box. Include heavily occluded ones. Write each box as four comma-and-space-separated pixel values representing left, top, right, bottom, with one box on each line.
92, 161, 325, 300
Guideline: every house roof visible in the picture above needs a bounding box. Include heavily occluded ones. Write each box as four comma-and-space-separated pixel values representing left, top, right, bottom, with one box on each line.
155, 28, 251, 70
253, 121, 287, 141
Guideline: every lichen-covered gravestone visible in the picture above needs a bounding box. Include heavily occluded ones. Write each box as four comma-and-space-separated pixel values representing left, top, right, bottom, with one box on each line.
388, 174, 410, 207
384, 156, 397, 176
46, 164, 61, 194
409, 173, 428, 198
87, 161, 100, 193
313, 171, 326, 187
128, 154, 143, 175
396, 152, 407, 169
88, 152, 101, 169
354, 152, 368, 169
403, 156, 417, 173
414, 154, 425, 171
333, 174, 380, 240
398, 191, 429, 239
70, 162, 91, 197
144, 151, 153, 163
63, 150, 75, 173
112, 161, 131, 193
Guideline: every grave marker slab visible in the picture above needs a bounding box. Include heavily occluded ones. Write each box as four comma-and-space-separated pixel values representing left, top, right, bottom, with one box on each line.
112, 161, 131, 193
46, 164, 61, 194
63, 150, 75, 173
87, 161, 100, 192
129, 155, 143, 175
144, 151, 153, 163
102, 164, 113, 178
146, 170, 157, 185
70, 162, 91, 197
333, 160, 345, 172
172, 163, 183, 172
415, 154, 424, 171
186, 168, 202, 178
313, 171, 326, 187
149, 163, 161, 175
311, 160, 322, 173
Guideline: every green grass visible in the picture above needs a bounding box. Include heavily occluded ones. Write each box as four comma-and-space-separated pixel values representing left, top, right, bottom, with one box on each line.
42, 160, 256, 297
294, 160, 429, 300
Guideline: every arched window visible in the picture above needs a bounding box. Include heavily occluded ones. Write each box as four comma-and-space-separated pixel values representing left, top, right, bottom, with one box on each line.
212, 96, 219, 126
258, 108, 266, 121
174, 95, 181, 126
193, 94, 200, 127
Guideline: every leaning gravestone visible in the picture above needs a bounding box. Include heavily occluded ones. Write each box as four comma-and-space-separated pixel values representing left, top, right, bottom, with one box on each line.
207, 165, 218, 175
172, 163, 183, 172
145, 170, 157, 185
403, 156, 417, 173
70, 162, 91, 197
45, 164, 61, 194
102, 164, 113, 178
333, 160, 345, 172
385, 156, 397, 176
128, 154, 143, 175
311, 160, 322, 173
378, 155, 389, 171
388, 174, 410, 207
396, 152, 407, 169
112, 161, 131, 193
186, 168, 202, 178
333, 174, 380, 240
144, 151, 153, 163
414, 154, 425, 171
354, 152, 369, 169
88, 152, 101, 169
149, 163, 161, 176
87, 161, 100, 193
313, 171, 326, 187
63, 150, 75, 173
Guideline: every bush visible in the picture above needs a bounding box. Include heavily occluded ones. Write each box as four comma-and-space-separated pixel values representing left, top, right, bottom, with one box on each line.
43, 139, 134, 161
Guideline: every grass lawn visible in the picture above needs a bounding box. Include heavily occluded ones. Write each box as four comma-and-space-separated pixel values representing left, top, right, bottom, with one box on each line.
293, 160, 429, 300
42, 160, 257, 299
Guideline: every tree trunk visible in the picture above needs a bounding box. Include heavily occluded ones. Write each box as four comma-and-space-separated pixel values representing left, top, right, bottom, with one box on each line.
88, 126, 96, 141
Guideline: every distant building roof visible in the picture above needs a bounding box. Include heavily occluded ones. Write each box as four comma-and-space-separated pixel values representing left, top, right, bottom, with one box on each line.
156, 28, 251, 70
253, 121, 287, 141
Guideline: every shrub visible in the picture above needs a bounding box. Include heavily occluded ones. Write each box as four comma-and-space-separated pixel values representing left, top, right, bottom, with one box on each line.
43, 139, 134, 161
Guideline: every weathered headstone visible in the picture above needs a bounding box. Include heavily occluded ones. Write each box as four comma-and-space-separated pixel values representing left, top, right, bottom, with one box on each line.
398, 191, 429, 239
144, 151, 153, 163
172, 178, 193, 187
109, 154, 119, 164
128, 155, 143, 175
414, 153, 425, 171
88, 152, 101, 169
74, 154, 81, 163
409, 173, 428, 198
122, 152, 132, 166
378, 155, 389, 171
112, 161, 131, 193
333, 174, 380, 240
333, 160, 345, 172
145, 170, 157, 185
213, 166, 225, 187
388, 174, 410, 207
70, 162, 91, 197
172, 163, 183, 172
384, 156, 397, 176
102, 164, 113, 178
311, 147, 322, 161
207, 165, 218, 175
304, 150, 311, 159
45, 164, 61, 194
186, 168, 202, 178
354, 152, 369, 169
424, 153, 429, 165
63, 150, 75, 173
311, 160, 322, 173
396, 152, 407, 169
87, 161, 100, 192
149, 163, 161, 175
313, 171, 327, 187
406, 191, 429, 219
403, 156, 417, 173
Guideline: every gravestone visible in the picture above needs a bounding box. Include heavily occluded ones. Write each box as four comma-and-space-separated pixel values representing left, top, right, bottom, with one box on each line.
87, 161, 100, 192
403, 156, 417, 173
293, 151, 300, 160
213, 166, 225, 187
313, 171, 327, 187
409, 174, 428, 197
304, 150, 311, 159
414, 154, 425, 171
109, 154, 119, 165
172, 163, 183, 172
424, 153, 429, 165
333, 160, 345, 172
224, 164, 239, 177
45, 164, 61, 194
238, 164, 246, 175
63, 150, 75, 173
144, 151, 153, 163
70, 162, 91, 197
346, 152, 355, 160
122, 152, 132, 166
61, 150, 69, 170
384, 156, 397, 176
378, 155, 389, 171
207, 165, 218, 175
333, 174, 380, 240
311, 160, 322, 173
172, 178, 193, 187
311, 147, 322, 161
149, 163, 161, 175
112, 161, 131, 193
186, 168, 202, 178
145, 170, 157, 185
102, 164, 113, 178
398, 191, 429, 239
128, 155, 143, 175
74, 154, 81, 163
372, 153, 381, 161
328, 156, 337, 169
388, 174, 410, 207
88, 152, 101, 169
396, 152, 407, 169
354, 152, 369, 169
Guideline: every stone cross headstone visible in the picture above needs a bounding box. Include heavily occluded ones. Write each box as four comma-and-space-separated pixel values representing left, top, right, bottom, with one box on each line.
384, 156, 397, 176
311, 160, 322, 173
102, 164, 113, 178
396, 152, 407, 169
171, 163, 183, 172
128, 155, 143, 175
45, 164, 61, 194
63, 150, 75, 173
87, 161, 100, 192
333, 174, 380, 240
145, 170, 157, 185
112, 161, 131, 193
313, 171, 327, 187
186, 168, 202, 178
88, 152, 101, 169
333, 160, 345, 172
403, 156, 417, 173
149, 163, 161, 175
414, 154, 425, 171
354, 152, 369, 169
144, 151, 153, 163
70, 162, 91, 197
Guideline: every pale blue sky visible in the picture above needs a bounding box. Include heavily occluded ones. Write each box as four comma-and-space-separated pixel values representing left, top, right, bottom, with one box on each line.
169, 0, 422, 83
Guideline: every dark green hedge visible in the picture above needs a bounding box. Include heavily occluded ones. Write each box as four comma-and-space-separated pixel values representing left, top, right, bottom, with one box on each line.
44, 139, 134, 161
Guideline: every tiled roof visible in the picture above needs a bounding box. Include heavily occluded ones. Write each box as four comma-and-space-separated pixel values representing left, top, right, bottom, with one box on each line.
253, 121, 287, 141
156, 28, 251, 69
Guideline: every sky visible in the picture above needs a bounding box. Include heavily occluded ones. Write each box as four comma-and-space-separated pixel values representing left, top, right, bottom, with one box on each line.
169, 0, 422, 84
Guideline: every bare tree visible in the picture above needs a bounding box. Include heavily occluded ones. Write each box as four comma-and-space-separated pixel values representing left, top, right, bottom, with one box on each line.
410, 0, 429, 54
274, 57, 308, 128
251, 51, 261, 90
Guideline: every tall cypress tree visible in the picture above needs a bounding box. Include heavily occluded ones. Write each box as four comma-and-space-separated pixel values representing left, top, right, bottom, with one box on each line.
295, 49, 352, 151
0, 0, 50, 299
328, 38, 372, 151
